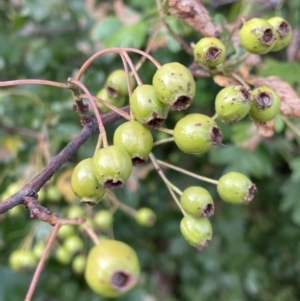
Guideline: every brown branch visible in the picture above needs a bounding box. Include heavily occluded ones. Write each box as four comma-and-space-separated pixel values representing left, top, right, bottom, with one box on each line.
0, 106, 130, 215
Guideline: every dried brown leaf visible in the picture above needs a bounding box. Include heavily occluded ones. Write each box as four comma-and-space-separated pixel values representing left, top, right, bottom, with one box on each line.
254, 119, 275, 138
239, 124, 261, 151
247, 76, 300, 117
168, 0, 218, 37
213, 75, 239, 87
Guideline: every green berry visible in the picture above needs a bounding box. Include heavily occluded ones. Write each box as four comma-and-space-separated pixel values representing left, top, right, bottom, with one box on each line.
152, 62, 196, 110
58, 224, 76, 239
180, 186, 214, 218
9, 250, 38, 270
173, 113, 223, 154
268, 17, 292, 51
94, 210, 113, 230
130, 84, 169, 127
105, 69, 135, 98
32, 240, 46, 259
194, 37, 226, 67
71, 158, 107, 206
217, 171, 257, 204
66, 205, 85, 219
180, 215, 212, 250
63, 235, 84, 255
215, 85, 252, 123
96, 88, 126, 113
46, 185, 62, 203
93, 145, 133, 189
85, 240, 140, 297
239, 18, 276, 54
135, 207, 156, 227
249, 85, 281, 122
72, 254, 86, 274
55, 246, 72, 265
113, 120, 153, 166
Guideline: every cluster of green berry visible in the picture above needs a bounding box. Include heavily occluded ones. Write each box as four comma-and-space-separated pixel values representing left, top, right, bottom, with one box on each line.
192, 17, 292, 70
239, 17, 292, 54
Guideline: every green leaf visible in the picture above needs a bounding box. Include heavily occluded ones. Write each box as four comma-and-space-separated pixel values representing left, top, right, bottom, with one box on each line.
104, 21, 147, 48
91, 16, 122, 42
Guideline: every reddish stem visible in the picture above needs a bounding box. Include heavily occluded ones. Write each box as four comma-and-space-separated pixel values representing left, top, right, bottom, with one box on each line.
0, 79, 69, 89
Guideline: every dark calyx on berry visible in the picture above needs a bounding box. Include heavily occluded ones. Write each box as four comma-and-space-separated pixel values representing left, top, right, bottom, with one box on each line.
132, 157, 148, 166
255, 91, 272, 108
205, 46, 223, 62
211, 126, 223, 146
244, 184, 258, 204
104, 179, 125, 189
173, 95, 192, 111
203, 204, 214, 217
195, 240, 210, 251
259, 28, 275, 45
106, 86, 118, 98
278, 21, 291, 37
111, 271, 134, 291
147, 114, 165, 128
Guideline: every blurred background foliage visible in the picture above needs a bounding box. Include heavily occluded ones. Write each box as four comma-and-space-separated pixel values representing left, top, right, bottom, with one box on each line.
0, 0, 300, 300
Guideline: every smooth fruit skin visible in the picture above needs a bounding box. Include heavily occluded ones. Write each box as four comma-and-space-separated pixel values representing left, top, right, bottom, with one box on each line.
135, 207, 156, 227
215, 85, 252, 123
194, 37, 226, 67
105, 69, 135, 98
268, 17, 292, 51
180, 186, 214, 218
63, 235, 84, 255
249, 85, 281, 122
152, 62, 196, 110
239, 18, 275, 54
173, 113, 223, 154
217, 172, 257, 204
9, 250, 37, 270
130, 84, 169, 127
180, 215, 212, 250
113, 121, 153, 166
93, 145, 133, 189
72, 254, 86, 274
71, 158, 107, 205
85, 240, 140, 297
96, 88, 126, 113
94, 210, 113, 229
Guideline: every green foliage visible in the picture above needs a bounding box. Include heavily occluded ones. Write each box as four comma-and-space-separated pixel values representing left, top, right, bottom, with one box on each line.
1, 1, 300, 301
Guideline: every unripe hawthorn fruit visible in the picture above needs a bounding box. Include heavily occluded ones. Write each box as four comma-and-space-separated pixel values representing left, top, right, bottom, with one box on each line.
130, 84, 169, 128
93, 145, 133, 189
71, 158, 107, 206
215, 85, 252, 123
9, 250, 38, 270
72, 254, 86, 274
249, 85, 281, 122
66, 205, 85, 219
194, 37, 226, 67
135, 207, 156, 227
173, 113, 223, 154
268, 17, 292, 51
239, 18, 276, 54
94, 210, 113, 230
55, 246, 72, 265
32, 240, 46, 259
85, 240, 140, 297
152, 62, 196, 110
217, 171, 257, 204
180, 186, 214, 218
58, 224, 76, 240
105, 69, 135, 98
180, 215, 212, 250
96, 88, 126, 113
63, 235, 84, 255
113, 120, 153, 166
